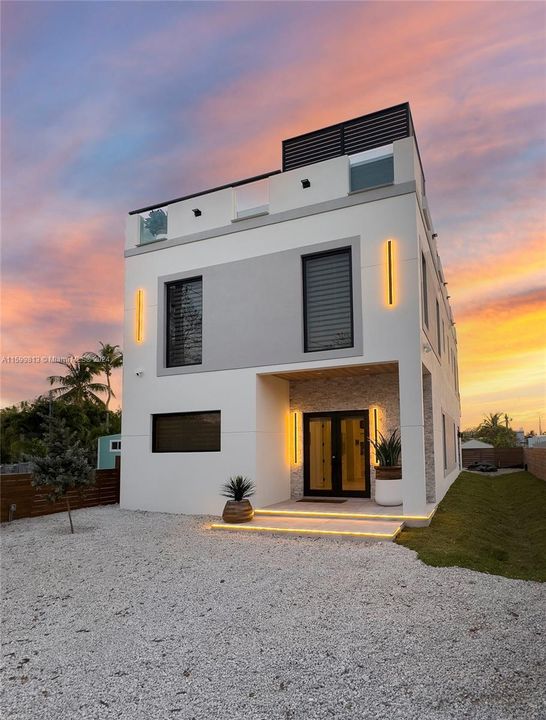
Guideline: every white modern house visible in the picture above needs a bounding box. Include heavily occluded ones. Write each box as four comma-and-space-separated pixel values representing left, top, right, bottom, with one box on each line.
121, 103, 461, 537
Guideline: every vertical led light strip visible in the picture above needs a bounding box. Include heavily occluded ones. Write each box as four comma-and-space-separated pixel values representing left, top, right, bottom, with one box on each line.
386, 239, 394, 306
293, 412, 298, 464
135, 289, 144, 343
372, 407, 379, 465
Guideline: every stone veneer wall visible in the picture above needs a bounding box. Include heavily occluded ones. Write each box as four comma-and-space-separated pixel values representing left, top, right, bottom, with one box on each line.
289, 373, 400, 499
422, 370, 436, 502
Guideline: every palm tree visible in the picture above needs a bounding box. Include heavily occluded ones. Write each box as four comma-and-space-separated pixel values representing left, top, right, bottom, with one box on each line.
83, 342, 123, 430
47, 357, 108, 406
479, 412, 503, 431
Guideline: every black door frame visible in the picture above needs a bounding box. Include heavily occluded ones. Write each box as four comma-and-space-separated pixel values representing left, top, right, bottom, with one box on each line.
303, 410, 371, 498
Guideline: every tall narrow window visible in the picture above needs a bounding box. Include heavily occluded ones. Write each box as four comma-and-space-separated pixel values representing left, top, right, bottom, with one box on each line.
166, 277, 203, 367
303, 248, 353, 352
421, 252, 429, 329
436, 300, 441, 356
442, 413, 447, 471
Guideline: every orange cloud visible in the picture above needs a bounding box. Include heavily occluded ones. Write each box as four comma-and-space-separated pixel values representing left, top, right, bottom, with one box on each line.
457, 288, 546, 431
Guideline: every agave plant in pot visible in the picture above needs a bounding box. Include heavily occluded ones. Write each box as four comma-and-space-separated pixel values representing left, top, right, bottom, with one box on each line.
371, 429, 402, 506
221, 476, 255, 523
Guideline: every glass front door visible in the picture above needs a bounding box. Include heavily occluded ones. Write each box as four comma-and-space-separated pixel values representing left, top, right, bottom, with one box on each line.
304, 411, 370, 497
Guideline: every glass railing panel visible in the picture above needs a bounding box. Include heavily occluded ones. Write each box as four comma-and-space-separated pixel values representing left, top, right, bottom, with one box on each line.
350, 154, 394, 192
235, 178, 269, 219
139, 207, 168, 244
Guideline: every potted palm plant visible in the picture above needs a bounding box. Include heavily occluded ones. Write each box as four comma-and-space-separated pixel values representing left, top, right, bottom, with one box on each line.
371, 429, 402, 506
221, 476, 255, 523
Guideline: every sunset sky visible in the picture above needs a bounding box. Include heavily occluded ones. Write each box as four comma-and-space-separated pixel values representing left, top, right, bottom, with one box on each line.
1, 1, 545, 432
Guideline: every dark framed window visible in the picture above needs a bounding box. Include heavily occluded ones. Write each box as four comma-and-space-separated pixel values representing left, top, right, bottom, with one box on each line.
152, 411, 221, 453
166, 277, 202, 367
421, 252, 429, 328
436, 300, 441, 356
442, 413, 447, 471
303, 247, 353, 352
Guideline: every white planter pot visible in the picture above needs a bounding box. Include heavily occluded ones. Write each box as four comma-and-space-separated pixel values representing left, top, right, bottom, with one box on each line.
375, 478, 402, 506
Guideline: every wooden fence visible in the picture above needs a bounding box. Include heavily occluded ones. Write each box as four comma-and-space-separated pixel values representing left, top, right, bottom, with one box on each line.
524, 447, 546, 481
462, 447, 524, 469
0, 468, 120, 523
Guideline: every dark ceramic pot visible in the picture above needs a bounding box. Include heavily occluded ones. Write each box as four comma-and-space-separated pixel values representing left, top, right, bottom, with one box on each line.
374, 465, 402, 480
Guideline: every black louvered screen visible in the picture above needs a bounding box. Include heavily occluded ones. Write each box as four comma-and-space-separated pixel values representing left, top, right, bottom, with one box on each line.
283, 103, 411, 171
283, 126, 343, 172
303, 248, 353, 352
166, 277, 203, 367
152, 412, 221, 452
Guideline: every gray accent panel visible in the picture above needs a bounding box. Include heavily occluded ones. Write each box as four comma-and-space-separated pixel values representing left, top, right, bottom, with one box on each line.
126, 181, 416, 257
157, 237, 363, 376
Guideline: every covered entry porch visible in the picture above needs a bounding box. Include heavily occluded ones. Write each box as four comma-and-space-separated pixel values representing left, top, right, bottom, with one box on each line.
258, 360, 433, 517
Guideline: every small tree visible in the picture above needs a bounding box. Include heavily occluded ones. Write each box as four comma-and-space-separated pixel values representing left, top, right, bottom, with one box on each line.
144, 208, 167, 237
28, 416, 94, 534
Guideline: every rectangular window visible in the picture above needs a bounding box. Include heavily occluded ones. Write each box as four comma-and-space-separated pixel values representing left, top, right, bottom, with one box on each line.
350, 155, 394, 192
166, 277, 203, 367
110, 440, 121, 452
436, 300, 441, 356
303, 248, 353, 352
421, 252, 429, 328
456, 425, 460, 466
152, 411, 221, 453
442, 413, 447, 471
442, 320, 446, 353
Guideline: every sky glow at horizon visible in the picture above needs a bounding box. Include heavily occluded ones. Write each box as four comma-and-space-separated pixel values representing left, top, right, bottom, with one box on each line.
1, 1, 545, 432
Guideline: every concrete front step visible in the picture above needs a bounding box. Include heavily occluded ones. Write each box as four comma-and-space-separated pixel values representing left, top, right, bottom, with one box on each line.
252, 500, 436, 527
211, 514, 404, 540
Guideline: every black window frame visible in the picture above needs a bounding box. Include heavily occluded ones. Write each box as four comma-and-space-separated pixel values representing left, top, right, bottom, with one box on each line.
442, 412, 447, 471
421, 252, 429, 329
165, 276, 203, 368
302, 247, 354, 353
435, 299, 441, 356
152, 410, 221, 453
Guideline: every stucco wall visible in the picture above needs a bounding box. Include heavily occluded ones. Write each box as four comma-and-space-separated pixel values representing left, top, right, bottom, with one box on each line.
289, 372, 400, 498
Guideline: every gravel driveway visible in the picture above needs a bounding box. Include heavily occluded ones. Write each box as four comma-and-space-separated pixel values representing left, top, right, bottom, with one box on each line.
1, 506, 544, 720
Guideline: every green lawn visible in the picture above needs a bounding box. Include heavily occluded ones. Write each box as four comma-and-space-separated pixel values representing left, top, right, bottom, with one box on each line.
396, 471, 546, 582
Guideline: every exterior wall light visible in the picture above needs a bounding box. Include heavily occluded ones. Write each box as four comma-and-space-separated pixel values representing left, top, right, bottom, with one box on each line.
423, 343, 432, 353
301, 179, 311, 189
370, 406, 380, 464
135, 289, 144, 343
293, 412, 299, 463
193, 208, 202, 217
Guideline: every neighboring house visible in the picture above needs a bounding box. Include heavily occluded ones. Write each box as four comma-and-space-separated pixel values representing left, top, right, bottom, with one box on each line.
97, 434, 121, 470
121, 102, 461, 520
514, 428, 526, 446
528, 434, 546, 448
461, 439, 494, 450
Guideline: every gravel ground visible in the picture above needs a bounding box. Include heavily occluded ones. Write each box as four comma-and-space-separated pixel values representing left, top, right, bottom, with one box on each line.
1, 506, 544, 720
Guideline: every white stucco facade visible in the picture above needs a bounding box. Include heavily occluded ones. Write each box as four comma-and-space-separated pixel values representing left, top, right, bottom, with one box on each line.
121, 107, 461, 518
